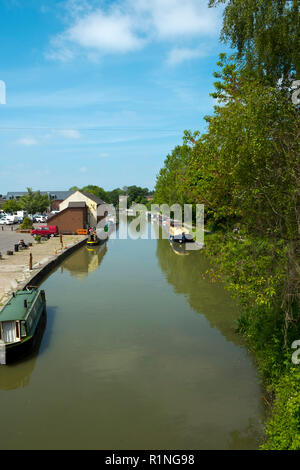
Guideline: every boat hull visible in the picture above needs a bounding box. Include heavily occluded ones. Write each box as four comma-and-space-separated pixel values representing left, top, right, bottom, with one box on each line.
4, 308, 47, 364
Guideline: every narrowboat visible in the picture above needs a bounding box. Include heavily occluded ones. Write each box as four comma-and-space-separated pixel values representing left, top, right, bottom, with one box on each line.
169, 223, 194, 244
0, 289, 46, 365
86, 232, 100, 247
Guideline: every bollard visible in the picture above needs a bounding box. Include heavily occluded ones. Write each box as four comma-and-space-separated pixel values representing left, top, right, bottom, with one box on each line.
29, 253, 33, 270
14, 244, 19, 252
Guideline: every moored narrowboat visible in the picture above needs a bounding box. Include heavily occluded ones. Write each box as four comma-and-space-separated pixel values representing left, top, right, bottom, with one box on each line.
0, 289, 46, 365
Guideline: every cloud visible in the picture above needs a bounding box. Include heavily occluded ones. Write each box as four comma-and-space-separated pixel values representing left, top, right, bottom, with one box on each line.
136, 0, 220, 39
57, 129, 81, 139
67, 10, 143, 53
47, 0, 221, 61
79, 166, 87, 173
17, 137, 38, 146
167, 46, 208, 66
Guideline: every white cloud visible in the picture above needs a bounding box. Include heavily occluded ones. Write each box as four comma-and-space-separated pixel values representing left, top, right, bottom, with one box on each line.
136, 0, 220, 39
17, 137, 38, 146
167, 46, 208, 66
67, 10, 143, 53
57, 129, 81, 139
79, 166, 87, 173
47, 0, 221, 61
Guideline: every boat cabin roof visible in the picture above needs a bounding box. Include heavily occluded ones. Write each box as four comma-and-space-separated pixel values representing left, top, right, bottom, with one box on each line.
0, 290, 39, 322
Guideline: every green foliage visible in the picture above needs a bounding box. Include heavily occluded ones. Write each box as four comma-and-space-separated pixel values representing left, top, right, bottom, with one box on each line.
19, 217, 33, 229
81, 185, 107, 201
154, 145, 192, 206
205, 233, 287, 308
261, 369, 300, 450
209, 0, 300, 82
126, 185, 149, 205
20, 188, 49, 215
2, 199, 22, 213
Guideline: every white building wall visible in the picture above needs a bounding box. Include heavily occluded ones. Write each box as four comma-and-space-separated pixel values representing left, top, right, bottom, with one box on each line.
59, 191, 98, 227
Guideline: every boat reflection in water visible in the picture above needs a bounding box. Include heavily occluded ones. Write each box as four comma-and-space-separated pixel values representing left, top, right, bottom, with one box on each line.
0, 310, 46, 390
61, 243, 107, 280
169, 240, 191, 256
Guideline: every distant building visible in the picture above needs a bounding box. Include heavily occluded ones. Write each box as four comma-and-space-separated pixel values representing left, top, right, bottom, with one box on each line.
59, 190, 107, 227
47, 191, 107, 234
6, 191, 73, 200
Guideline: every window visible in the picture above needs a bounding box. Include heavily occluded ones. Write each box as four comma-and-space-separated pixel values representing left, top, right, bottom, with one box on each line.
16, 321, 20, 339
20, 322, 26, 337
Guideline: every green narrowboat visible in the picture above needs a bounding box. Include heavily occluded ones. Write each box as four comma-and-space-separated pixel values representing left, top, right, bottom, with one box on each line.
0, 289, 46, 365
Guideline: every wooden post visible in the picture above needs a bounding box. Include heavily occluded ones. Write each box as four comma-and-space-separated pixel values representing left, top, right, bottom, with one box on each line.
29, 253, 33, 270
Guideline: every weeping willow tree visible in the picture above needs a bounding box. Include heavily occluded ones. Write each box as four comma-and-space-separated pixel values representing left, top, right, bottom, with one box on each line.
209, 0, 300, 83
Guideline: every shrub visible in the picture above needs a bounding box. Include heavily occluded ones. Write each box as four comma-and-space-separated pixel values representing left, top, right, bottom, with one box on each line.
19, 217, 33, 229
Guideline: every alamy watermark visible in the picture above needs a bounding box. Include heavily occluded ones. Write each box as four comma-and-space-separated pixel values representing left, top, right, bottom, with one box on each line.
292, 80, 300, 105
291, 340, 300, 365
94, 196, 204, 250
0, 80, 6, 104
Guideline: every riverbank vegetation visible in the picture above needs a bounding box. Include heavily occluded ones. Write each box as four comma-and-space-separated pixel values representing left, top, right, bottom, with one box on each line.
154, 0, 300, 449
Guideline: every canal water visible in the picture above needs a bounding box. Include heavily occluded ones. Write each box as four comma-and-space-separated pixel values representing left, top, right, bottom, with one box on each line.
0, 220, 265, 449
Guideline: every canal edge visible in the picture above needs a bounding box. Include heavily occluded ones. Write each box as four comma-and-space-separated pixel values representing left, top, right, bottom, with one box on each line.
0, 236, 88, 310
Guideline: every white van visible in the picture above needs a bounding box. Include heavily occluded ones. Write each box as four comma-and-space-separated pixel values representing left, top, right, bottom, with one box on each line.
5, 214, 19, 224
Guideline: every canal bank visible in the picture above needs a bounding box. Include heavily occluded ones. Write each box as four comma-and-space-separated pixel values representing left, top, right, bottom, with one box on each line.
0, 235, 87, 308
0, 220, 265, 449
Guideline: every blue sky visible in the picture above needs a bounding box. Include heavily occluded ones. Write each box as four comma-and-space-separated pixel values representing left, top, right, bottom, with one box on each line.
0, 0, 231, 194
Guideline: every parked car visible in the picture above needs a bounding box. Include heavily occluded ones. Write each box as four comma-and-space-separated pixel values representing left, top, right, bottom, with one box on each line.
35, 215, 47, 223
31, 225, 58, 238
0, 217, 13, 225
5, 215, 19, 224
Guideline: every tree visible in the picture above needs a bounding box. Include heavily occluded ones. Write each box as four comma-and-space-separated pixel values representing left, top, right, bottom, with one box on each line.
2, 199, 22, 213
20, 188, 50, 214
81, 185, 107, 201
127, 186, 149, 205
209, 0, 300, 83
154, 145, 191, 206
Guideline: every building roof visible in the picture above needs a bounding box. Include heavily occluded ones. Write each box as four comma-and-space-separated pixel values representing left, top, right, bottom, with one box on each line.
78, 191, 106, 205
0, 290, 39, 321
6, 191, 73, 200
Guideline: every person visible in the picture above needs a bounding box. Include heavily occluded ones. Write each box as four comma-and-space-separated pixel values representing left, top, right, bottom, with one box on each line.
18, 239, 27, 249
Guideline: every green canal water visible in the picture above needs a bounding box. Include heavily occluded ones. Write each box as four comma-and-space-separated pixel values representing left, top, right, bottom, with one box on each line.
0, 220, 265, 449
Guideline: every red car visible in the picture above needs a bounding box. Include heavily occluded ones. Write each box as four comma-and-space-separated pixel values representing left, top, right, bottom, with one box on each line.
31, 225, 58, 238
